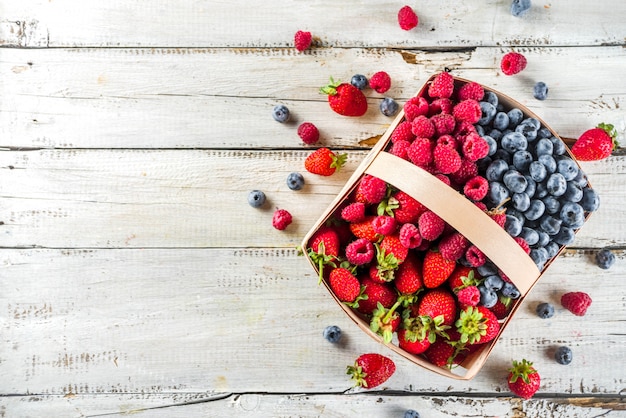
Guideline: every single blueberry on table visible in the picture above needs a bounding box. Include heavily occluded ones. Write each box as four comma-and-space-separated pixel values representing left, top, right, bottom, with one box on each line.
247, 190, 267, 208
596, 248, 616, 270
272, 104, 290, 123
533, 81, 549, 100
536, 302, 555, 319
350, 74, 369, 90
511, 0, 532, 18
323, 325, 342, 343
555, 346, 573, 365
286, 172, 305, 190
404, 409, 421, 418
379, 97, 399, 117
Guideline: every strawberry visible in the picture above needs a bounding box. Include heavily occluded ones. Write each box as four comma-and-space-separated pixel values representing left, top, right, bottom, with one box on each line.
357, 278, 397, 315
507, 359, 541, 399
423, 249, 456, 288
447, 265, 479, 293
571, 123, 619, 161
368, 243, 400, 283
391, 191, 427, 224
329, 267, 366, 307
394, 252, 423, 296
380, 233, 408, 264
305, 147, 347, 176
423, 338, 458, 367
347, 353, 396, 389
398, 327, 432, 355
490, 295, 512, 320
307, 226, 340, 283
455, 305, 500, 345
349, 216, 379, 242
320, 77, 368, 117
398, 311, 449, 355
417, 288, 457, 326
370, 300, 403, 343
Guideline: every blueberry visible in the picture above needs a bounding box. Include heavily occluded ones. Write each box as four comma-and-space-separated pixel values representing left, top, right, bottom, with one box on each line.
489, 181, 510, 206
529, 161, 547, 182
556, 157, 579, 181
477, 156, 493, 172
478, 285, 498, 308
511, 0, 532, 17
560, 202, 585, 228
516, 123, 538, 142
538, 154, 557, 174
489, 128, 504, 140
524, 176, 537, 198
478, 101, 497, 125
545, 240, 560, 258
501, 282, 521, 299
522, 117, 541, 130
596, 248, 616, 270
475, 124, 485, 136
286, 172, 305, 190
535, 138, 554, 156
580, 187, 600, 212
404, 410, 421, 418
524, 199, 546, 221
493, 112, 510, 131
520, 227, 539, 246
505, 214, 523, 236
555, 346, 573, 365
553, 226, 575, 246
512, 192, 531, 211
501, 132, 528, 153
546, 173, 567, 197
507, 208, 525, 224
530, 247, 549, 269
571, 169, 588, 188
513, 150, 533, 171
533, 81, 549, 100
248, 190, 267, 208
535, 302, 555, 319
350, 74, 369, 90
549, 136, 567, 155
323, 325, 342, 343
477, 260, 498, 276
494, 149, 513, 165
540, 215, 561, 235
503, 169, 528, 193
483, 274, 505, 291
542, 196, 561, 215
272, 104, 290, 123
484, 91, 499, 107
484, 135, 498, 156
537, 128, 552, 139
534, 181, 549, 199
380, 97, 399, 117
562, 182, 583, 203
537, 231, 550, 247
507, 108, 524, 128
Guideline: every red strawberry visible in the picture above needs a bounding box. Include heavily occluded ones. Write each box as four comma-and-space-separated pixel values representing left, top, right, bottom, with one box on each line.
305, 147, 347, 176
423, 250, 456, 288
507, 359, 541, 399
369, 242, 401, 283
394, 252, 423, 295
423, 338, 457, 367
307, 226, 341, 282
349, 216, 379, 242
397, 5, 419, 31
380, 233, 409, 263
398, 327, 432, 355
329, 267, 365, 307
320, 77, 368, 117
490, 295, 512, 320
357, 278, 397, 315
417, 288, 457, 326
571, 123, 618, 161
447, 265, 479, 292
347, 353, 396, 389
294, 30, 312, 51
455, 306, 500, 345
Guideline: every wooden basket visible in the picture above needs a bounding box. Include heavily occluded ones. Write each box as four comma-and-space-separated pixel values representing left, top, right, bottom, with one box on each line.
302, 74, 593, 380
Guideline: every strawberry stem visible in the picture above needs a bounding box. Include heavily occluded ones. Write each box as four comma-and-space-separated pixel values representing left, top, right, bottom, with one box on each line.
319, 76, 341, 96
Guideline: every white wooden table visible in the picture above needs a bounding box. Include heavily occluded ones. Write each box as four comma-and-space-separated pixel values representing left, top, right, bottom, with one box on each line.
1, 1, 625, 417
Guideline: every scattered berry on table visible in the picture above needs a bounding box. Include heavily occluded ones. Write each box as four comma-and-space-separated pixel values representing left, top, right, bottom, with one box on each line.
323, 325, 342, 343
533, 82, 549, 100
272, 208, 292, 230
508, 359, 541, 399
347, 353, 396, 388
554, 346, 573, 365
596, 248, 616, 269
350, 74, 369, 90
500, 52, 527, 75
369, 71, 392, 94
247, 190, 266, 208
398, 5, 419, 30
561, 291, 592, 316
286, 172, 305, 190
510, 0, 531, 17
571, 123, 619, 161
380, 97, 399, 116
297, 122, 320, 144
403, 410, 421, 418
272, 104, 290, 123
294, 30, 312, 51
304, 147, 347, 176
535, 302, 555, 319
320, 77, 368, 117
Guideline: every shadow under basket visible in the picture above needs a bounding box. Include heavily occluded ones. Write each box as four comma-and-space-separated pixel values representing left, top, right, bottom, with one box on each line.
302, 74, 595, 380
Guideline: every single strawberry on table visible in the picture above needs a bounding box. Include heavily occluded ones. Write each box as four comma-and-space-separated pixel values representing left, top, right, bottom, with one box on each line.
304, 147, 347, 176
347, 353, 396, 389
320, 77, 368, 117
571, 123, 619, 161
507, 359, 541, 399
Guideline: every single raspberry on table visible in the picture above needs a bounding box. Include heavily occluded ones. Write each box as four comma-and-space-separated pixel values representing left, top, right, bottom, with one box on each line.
428, 72, 455, 99
369, 71, 392, 94
297, 122, 320, 144
398, 5, 419, 30
501, 52, 527, 75
294, 30, 312, 51
561, 292, 592, 316
272, 209, 292, 230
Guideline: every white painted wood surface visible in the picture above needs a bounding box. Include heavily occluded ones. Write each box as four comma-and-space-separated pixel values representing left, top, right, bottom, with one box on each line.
1, 1, 626, 417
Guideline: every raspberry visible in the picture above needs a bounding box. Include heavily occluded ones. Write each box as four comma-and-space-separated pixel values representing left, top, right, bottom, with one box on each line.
453, 120, 477, 141
341, 202, 366, 222
297, 122, 320, 144
436, 134, 458, 150
457, 81, 484, 101
294, 30, 312, 52
463, 176, 489, 201
407, 137, 433, 168
462, 132, 490, 161
357, 174, 387, 204
345, 238, 375, 265
457, 285, 480, 307
399, 223, 422, 249
390, 139, 411, 160
429, 98, 454, 115
465, 245, 486, 267
453, 99, 482, 124
428, 72, 454, 99
390, 121, 415, 143
450, 158, 478, 185
272, 208, 292, 230
561, 291, 592, 316
474, 201, 487, 211
418, 210, 445, 241
434, 173, 451, 186
404, 96, 430, 121
430, 113, 456, 136
369, 71, 391, 94
398, 5, 419, 30
513, 236, 531, 254
433, 143, 462, 174
411, 115, 435, 138
372, 215, 397, 235
439, 231, 470, 261
501, 52, 527, 75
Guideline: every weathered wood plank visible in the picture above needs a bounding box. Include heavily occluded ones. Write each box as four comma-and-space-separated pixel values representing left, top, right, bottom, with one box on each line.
1, 0, 625, 48
2, 47, 625, 149
0, 248, 623, 396
0, 150, 623, 248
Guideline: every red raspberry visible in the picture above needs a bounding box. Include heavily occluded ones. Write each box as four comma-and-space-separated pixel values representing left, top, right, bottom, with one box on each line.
404, 96, 430, 121
454, 120, 477, 139
390, 139, 411, 160
294, 30, 312, 51
418, 210, 445, 241
463, 175, 489, 201
399, 223, 422, 249
561, 292, 592, 316
297, 122, 320, 144
501, 52, 527, 75
272, 209, 292, 230
465, 245, 486, 267
369, 71, 391, 93
439, 231, 470, 261
407, 137, 433, 168
433, 143, 462, 174
457, 285, 480, 307
436, 134, 459, 150
372, 215, 397, 235
428, 72, 455, 99
474, 201, 487, 211
356, 174, 387, 204
411, 115, 435, 138
390, 120, 415, 143
345, 238, 375, 265
453, 99, 482, 124
513, 236, 531, 254
434, 173, 451, 186
457, 81, 485, 101
450, 158, 478, 185
462, 132, 490, 161
429, 98, 454, 115
341, 202, 366, 222
430, 113, 456, 136
398, 5, 419, 30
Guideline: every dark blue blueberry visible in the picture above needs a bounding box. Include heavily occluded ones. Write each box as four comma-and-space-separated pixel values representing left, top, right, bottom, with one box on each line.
507, 108, 524, 128
537, 231, 550, 247
477, 156, 493, 172
549, 136, 567, 155
555, 346, 573, 365
484, 135, 498, 156
350, 74, 368, 90
512, 192, 531, 212
571, 169, 588, 188
404, 410, 421, 418
545, 240, 560, 258
501, 282, 521, 299
493, 112, 510, 131
505, 214, 523, 236
323, 325, 342, 343
248, 190, 267, 208
478, 101, 497, 125
516, 123, 538, 142
503, 169, 528, 194
507, 208, 525, 224
501, 132, 528, 153
524, 199, 546, 221
380, 97, 399, 116
534, 181, 549, 199
546, 173, 567, 197
494, 149, 513, 164
529, 161, 548, 182
525, 176, 537, 197
553, 226, 575, 245
477, 260, 498, 277
475, 124, 485, 136
486, 159, 510, 181
478, 285, 498, 308
535, 138, 554, 156
562, 182, 583, 203
520, 227, 540, 246
513, 150, 533, 171
530, 247, 549, 269
535, 302, 555, 319
538, 154, 557, 174
483, 274, 505, 291
542, 196, 561, 214
596, 248, 616, 270
488, 129, 504, 141
522, 117, 541, 130
540, 215, 561, 235
556, 157, 579, 181
272, 104, 290, 123
537, 128, 552, 139
511, 0, 532, 17
484, 91, 499, 107
489, 181, 510, 206
286, 172, 305, 190
580, 187, 600, 212
533, 82, 549, 100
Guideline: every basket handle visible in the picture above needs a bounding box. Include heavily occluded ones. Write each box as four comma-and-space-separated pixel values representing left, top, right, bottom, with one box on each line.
364, 151, 541, 296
